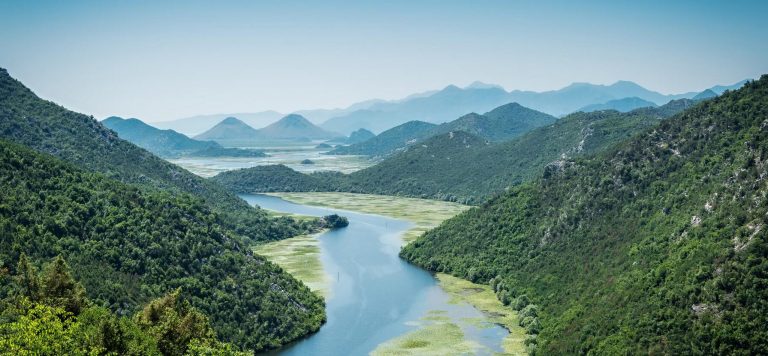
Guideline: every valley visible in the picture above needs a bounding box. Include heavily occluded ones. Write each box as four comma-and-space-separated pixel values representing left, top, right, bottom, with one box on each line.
246, 193, 523, 355
1, 3, 765, 353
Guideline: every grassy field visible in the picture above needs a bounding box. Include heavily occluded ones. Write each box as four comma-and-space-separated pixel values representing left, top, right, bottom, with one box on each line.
253, 232, 329, 297
268, 192, 471, 244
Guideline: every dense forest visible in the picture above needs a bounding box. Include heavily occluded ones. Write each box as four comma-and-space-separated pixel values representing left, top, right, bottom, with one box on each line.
0, 140, 326, 351
400, 77, 768, 354
0, 255, 249, 354
215, 99, 695, 204
0, 68, 307, 244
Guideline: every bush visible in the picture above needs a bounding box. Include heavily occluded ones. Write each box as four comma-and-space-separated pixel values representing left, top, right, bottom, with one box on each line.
323, 214, 349, 229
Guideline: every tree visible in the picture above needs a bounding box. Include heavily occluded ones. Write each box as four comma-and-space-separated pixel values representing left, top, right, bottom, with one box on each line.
134, 289, 219, 356
40, 255, 87, 315
13, 253, 40, 301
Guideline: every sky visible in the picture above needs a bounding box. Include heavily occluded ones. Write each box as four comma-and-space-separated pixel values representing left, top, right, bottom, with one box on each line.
1, 0, 767, 122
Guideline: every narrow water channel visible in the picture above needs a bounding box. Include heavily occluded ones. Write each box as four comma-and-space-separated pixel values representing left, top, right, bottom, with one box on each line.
242, 194, 508, 355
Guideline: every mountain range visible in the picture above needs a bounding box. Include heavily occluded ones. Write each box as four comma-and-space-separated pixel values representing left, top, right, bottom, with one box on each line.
194, 114, 337, 145
327, 102, 556, 157
102, 116, 220, 157
401, 76, 768, 354
216, 99, 693, 203
149, 80, 748, 137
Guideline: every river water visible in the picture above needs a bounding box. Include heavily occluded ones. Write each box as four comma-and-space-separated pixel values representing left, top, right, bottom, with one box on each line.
242, 194, 508, 355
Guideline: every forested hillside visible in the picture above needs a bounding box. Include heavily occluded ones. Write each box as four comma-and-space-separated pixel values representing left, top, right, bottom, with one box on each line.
0, 68, 304, 243
0, 140, 325, 352
102, 116, 220, 158
327, 120, 437, 156
431, 103, 556, 142
401, 77, 768, 354
217, 100, 691, 203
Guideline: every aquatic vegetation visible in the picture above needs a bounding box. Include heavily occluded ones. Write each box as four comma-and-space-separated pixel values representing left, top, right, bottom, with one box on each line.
254, 233, 330, 298
268, 192, 469, 244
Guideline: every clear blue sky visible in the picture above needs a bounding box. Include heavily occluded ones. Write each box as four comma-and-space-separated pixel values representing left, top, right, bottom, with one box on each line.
1, 0, 766, 121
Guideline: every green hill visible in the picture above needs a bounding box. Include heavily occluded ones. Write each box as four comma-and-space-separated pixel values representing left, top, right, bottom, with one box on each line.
327, 120, 437, 156
102, 116, 220, 157
220, 100, 690, 204
432, 103, 557, 142
401, 77, 768, 354
329, 103, 555, 158
0, 68, 306, 243
346, 128, 375, 144
0, 140, 325, 352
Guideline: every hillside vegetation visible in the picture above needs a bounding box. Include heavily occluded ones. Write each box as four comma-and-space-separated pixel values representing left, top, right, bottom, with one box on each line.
101, 116, 220, 158
400, 77, 768, 354
328, 102, 555, 157
0, 68, 305, 243
0, 140, 325, 351
216, 100, 692, 203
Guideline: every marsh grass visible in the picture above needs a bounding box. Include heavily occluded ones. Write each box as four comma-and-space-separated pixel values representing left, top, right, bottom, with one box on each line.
437, 273, 527, 355
253, 232, 330, 297
371, 321, 482, 356
268, 192, 470, 244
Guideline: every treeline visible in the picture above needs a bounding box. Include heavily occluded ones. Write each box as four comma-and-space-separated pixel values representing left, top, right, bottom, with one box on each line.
401, 77, 768, 354
0, 140, 325, 352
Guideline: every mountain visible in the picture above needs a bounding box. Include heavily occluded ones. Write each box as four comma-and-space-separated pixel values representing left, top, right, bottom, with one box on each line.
0, 139, 324, 351
326, 121, 437, 156
220, 99, 693, 204
102, 116, 220, 157
708, 79, 750, 94
693, 89, 718, 100
432, 103, 557, 142
346, 128, 375, 144
318, 80, 710, 135
401, 77, 768, 354
329, 102, 556, 157
321, 85, 514, 134
577, 97, 657, 113
153, 111, 284, 136
257, 114, 336, 140
0, 68, 309, 243
194, 116, 261, 142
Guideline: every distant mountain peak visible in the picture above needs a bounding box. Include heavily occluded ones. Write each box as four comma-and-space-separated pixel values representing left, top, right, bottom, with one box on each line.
442, 84, 462, 91
220, 116, 244, 125
279, 114, 312, 126
466, 81, 505, 90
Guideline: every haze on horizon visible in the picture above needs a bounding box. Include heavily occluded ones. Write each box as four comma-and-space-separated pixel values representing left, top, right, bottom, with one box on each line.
1, 0, 766, 122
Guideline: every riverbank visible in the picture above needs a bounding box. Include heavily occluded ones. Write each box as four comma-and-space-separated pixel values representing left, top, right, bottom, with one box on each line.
255, 192, 526, 355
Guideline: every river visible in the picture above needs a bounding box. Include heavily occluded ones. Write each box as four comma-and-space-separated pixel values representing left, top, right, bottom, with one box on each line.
242, 194, 509, 355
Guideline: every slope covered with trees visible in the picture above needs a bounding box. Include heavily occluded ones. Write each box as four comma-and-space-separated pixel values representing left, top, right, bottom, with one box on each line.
102, 116, 221, 158
431, 103, 556, 142
401, 77, 768, 354
327, 120, 437, 157
217, 101, 691, 204
0, 140, 325, 351
0, 68, 302, 243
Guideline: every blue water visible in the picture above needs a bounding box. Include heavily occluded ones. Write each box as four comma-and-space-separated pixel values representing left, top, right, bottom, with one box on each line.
242, 194, 508, 355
